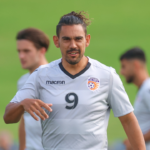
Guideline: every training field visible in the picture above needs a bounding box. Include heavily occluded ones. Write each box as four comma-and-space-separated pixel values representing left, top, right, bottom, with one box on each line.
1, 0, 150, 143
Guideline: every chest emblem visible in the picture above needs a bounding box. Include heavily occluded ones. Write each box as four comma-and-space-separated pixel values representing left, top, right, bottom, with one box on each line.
87, 77, 100, 91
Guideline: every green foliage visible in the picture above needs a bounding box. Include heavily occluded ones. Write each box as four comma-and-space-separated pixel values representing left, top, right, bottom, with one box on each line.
0, 0, 150, 143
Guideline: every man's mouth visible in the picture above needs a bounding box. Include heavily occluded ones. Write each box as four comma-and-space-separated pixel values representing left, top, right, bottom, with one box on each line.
21, 60, 26, 65
68, 52, 79, 56
70, 52, 77, 54
67, 50, 80, 57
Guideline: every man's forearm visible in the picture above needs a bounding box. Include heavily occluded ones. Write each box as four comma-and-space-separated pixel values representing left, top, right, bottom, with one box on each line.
4, 98, 53, 124
3, 102, 24, 124
19, 116, 26, 150
119, 112, 146, 150
143, 130, 150, 142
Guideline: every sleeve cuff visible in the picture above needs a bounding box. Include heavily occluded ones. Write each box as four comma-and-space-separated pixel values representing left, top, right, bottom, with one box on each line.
114, 108, 134, 117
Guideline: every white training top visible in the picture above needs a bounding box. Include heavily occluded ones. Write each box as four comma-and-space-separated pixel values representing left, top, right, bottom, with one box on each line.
17, 73, 30, 91
134, 78, 150, 150
11, 57, 133, 150
17, 73, 44, 150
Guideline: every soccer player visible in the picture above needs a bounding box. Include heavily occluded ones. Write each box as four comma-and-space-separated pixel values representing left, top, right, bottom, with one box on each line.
4, 11, 145, 150
120, 47, 150, 150
16, 28, 49, 150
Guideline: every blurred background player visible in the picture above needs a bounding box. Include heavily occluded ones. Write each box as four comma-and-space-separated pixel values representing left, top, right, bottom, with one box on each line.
16, 28, 49, 150
120, 47, 150, 150
0, 130, 18, 150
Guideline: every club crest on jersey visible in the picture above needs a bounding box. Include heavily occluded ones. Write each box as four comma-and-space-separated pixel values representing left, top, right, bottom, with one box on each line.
87, 77, 100, 91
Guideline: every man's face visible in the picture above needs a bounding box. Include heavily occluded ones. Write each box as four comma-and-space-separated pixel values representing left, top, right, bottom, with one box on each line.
17, 40, 41, 70
120, 59, 135, 83
54, 25, 90, 65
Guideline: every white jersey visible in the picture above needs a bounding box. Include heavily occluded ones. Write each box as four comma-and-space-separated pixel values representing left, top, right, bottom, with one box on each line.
17, 73, 30, 90
134, 78, 150, 150
11, 57, 133, 150
17, 73, 44, 150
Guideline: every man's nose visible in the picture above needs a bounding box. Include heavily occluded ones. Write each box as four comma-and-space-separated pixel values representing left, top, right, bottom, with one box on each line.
69, 40, 77, 49
19, 52, 25, 59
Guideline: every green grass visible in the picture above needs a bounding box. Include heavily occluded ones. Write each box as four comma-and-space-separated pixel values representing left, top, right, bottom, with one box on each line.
0, 0, 150, 144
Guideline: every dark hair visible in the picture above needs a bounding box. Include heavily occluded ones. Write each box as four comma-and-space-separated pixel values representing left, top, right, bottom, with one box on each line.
56, 11, 91, 37
16, 28, 50, 51
120, 47, 146, 62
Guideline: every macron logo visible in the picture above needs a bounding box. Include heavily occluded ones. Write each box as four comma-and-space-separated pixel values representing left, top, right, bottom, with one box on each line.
46, 81, 65, 84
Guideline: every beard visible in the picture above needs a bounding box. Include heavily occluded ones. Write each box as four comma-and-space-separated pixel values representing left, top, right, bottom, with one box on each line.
126, 75, 134, 83
65, 49, 83, 65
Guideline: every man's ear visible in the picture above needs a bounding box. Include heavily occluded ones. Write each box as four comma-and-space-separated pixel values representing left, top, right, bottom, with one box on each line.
40, 47, 47, 54
134, 60, 140, 68
53, 36, 60, 48
133, 60, 142, 72
85, 34, 91, 47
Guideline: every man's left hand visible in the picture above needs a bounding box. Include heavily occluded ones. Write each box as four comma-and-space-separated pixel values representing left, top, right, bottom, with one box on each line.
124, 139, 133, 150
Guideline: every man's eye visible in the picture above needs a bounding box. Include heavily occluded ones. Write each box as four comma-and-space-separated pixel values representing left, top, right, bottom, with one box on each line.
76, 38, 82, 41
24, 50, 30, 53
64, 38, 70, 40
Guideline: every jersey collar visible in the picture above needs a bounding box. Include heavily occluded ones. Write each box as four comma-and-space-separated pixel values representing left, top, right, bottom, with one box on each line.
59, 58, 91, 79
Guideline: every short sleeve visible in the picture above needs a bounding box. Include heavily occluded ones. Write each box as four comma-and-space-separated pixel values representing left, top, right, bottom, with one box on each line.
107, 68, 134, 117
17, 80, 21, 91
10, 70, 39, 103
143, 89, 150, 111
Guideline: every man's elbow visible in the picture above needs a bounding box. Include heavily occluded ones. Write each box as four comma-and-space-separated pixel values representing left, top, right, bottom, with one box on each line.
3, 107, 19, 124
3, 113, 11, 124
3, 114, 19, 124
3, 105, 12, 124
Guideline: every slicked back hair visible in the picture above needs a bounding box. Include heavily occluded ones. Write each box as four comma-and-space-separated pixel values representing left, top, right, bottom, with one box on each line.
56, 11, 91, 37
16, 28, 50, 51
120, 47, 146, 63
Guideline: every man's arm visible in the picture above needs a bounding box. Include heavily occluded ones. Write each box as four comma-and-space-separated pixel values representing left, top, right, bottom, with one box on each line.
3, 99, 52, 124
4, 70, 52, 124
19, 116, 26, 150
123, 130, 150, 150
142, 89, 150, 142
4, 102, 24, 123
119, 112, 146, 150
143, 130, 150, 142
